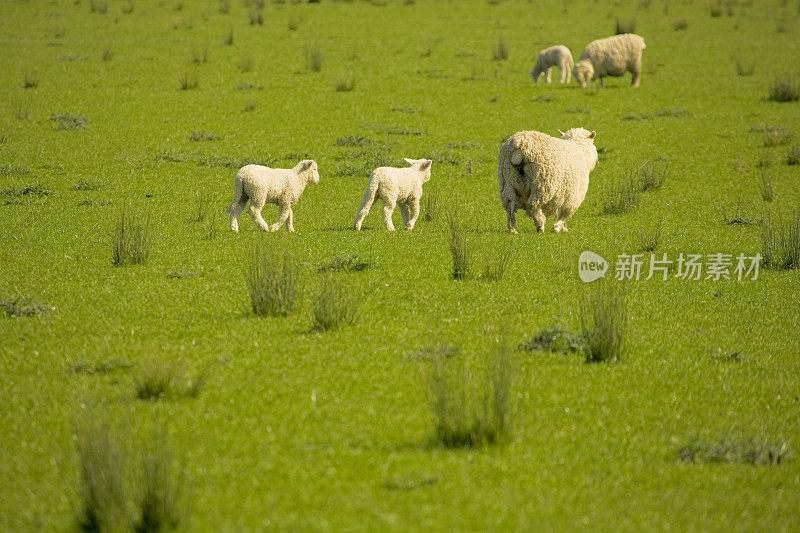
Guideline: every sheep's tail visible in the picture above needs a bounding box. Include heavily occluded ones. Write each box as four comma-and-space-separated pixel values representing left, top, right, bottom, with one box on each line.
224, 172, 245, 217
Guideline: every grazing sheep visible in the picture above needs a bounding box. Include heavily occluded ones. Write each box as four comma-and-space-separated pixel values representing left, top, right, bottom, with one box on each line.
573, 33, 646, 88
353, 158, 432, 231
225, 160, 320, 233
498, 128, 597, 233
530, 45, 574, 84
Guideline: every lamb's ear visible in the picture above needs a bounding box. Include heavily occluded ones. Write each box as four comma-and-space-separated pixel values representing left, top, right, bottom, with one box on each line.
403, 157, 415, 165
589, 131, 596, 139
558, 128, 565, 136
419, 160, 432, 171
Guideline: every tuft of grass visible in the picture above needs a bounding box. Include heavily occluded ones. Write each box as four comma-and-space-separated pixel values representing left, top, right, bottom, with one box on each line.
122, 0, 134, 14
426, 340, 513, 448
1, 183, 52, 203
615, 17, 636, 34
237, 56, 253, 73
708, 0, 723, 17
0, 294, 52, 318
242, 100, 256, 112
50, 113, 89, 130
22, 71, 38, 88
735, 57, 754, 76
447, 211, 470, 280
102, 46, 113, 61
249, 8, 264, 25
636, 218, 663, 252
133, 430, 189, 533
766, 77, 800, 102
623, 109, 690, 120
177, 72, 198, 90
305, 44, 323, 72
518, 324, 588, 354
71, 357, 131, 375
673, 17, 689, 30
287, 14, 300, 30
335, 73, 356, 92
190, 48, 208, 65
492, 37, 509, 61
757, 167, 774, 202
481, 242, 512, 281
335, 135, 371, 147
189, 130, 220, 142
224, 29, 234, 45
637, 159, 669, 192
190, 193, 209, 222
720, 201, 758, 226
318, 254, 370, 273
112, 209, 150, 266
311, 275, 358, 332
247, 247, 302, 317
599, 169, 640, 215
89, 0, 108, 13
422, 187, 439, 222
761, 212, 800, 270
218, 0, 230, 13
75, 416, 129, 532
677, 436, 790, 465
763, 129, 792, 147
787, 146, 800, 165
581, 281, 628, 363
134, 361, 206, 401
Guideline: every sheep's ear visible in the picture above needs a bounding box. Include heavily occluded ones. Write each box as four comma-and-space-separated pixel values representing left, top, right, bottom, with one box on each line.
403, 158, 415, 165
557, 129, 565, 136
589, 131, 596, 139
420, 160, 432, 171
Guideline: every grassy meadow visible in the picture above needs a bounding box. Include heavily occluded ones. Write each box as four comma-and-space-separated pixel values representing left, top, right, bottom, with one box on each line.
2, 0, 800, 530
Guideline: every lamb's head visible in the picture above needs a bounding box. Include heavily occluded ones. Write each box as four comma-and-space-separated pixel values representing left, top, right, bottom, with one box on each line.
529, 60, 543, 82
296, 160, 320, 184
558, 128, 596, 143
403, 158, 433, 183
573, 59, 594, 88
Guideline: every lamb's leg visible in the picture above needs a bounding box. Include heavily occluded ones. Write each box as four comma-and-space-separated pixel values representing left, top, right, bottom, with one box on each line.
405, 198, 420, 230
227, 198, 248, 233
285, 207, 295, 233
600, 77, 605, 88
504, 199, 518, 234
398, 202, 410, 228
248, 200, 271, 232
545, 69, 551, 83
270, 202, 291, 232
533, 209, 546, 232
554, 206, 576, 233
382, 200, 396, 232
631, 64, 641, 87
354, 183, 377, 231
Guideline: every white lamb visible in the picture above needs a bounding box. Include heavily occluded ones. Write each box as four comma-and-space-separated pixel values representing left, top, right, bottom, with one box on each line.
497, 128, 597, 234
353, 158, 432, 231
573, 33, 646, 88
225, 160, 319, 233
530, 45, 574, 84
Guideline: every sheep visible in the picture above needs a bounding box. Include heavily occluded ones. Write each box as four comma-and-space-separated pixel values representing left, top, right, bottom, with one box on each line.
225, 160, 319, 233
497, 128, 597, 234
530, 45, 574, 84
573, 33, 646, 88
353, 158, 432, 231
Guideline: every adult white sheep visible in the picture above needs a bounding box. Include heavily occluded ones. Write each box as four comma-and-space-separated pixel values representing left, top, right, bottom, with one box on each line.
353, 158, 432, 231
225, 160, 319, 233
573, 33, 646, 88
530, 45, 574, 84
497, 128, 597, 234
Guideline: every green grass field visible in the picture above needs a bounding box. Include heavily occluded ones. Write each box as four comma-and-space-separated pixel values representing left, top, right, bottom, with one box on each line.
2, 0, 800, 530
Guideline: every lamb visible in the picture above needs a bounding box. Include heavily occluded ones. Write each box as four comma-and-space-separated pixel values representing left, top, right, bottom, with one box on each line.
353, 158, 432, 231
530, 45, 574, 84
573, 33, 646, 88
225, 160, 319, 233
497, 128, 597, 234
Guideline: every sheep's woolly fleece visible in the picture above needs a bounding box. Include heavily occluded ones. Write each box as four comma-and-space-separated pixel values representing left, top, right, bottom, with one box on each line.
225, 160, 320, 233
353, 158, 432, 231
497, 128, 597, 233
573, 33, 646, 87
530, 45, 574, 84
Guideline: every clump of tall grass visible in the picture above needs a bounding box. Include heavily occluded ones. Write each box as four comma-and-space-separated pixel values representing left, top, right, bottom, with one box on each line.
287, 14, 301, 30
190, 48, 208, 64
112, 209, 150, 266
493, 37, 509, 61
761, 212, 800, 270
637, 158, 669, 192
447, 211, 470, 280
305, 44, 323, 72
189, 130, 220, 142
708, 0, 723, 17
102, 46, 114, 61
318, 254, 370, 273
614, 17, 636, 34
482, 242, 512, 281
673, 17, 689, 30
247, 247, 301, 317
426, 340, 513, 448
249, 7, 264, 25
335, 73, 355, 92
518, 324, 588, 354
732, 57, 753, 76
422, 187, 439, 222
0, 294, 53, 318
177, 72, 198, 90
677, 436, 790, 465
218, 0, 230, 13
134, 431, 189, 533
190, 193, 208, 222
787, 146, 800, 165
719, 201, 758, 226
311, 275, 358, 331
581, 281, 628, 363
763, 129, 792, 147
90, 0, 108, 13
237, 56, 253, 73
599, 169, 640, 215
50, 113, 89, 130
21, 71, 38, 89
224, 29, 234, 45
134, 361, 206, 401
757, 167, 774, 202
636, 218, 663, 251
766, 77, 800, 102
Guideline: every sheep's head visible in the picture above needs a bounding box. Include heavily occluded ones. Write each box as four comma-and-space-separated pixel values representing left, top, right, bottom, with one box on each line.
529, 65, 542, 82
297, 160, 320, 184
573, 60, 594, 88
403, 158, 433, 182
558, 128, 596, 143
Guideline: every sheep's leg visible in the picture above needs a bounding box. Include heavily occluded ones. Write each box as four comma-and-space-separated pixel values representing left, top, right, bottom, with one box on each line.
354, 183, 377, 231
504, 200, 518, 234
285, 207, 295, 233
533, 209, 546, 232
398, 202, 410, 228
599, 77, 605, 88
227, 198, 248, 233
405, 198, 420, 230
382, 200, 396, 232
631, 65, 641, 87
545, 69, 551, 84
248, 201, 271, 232
270, 203, 291, 232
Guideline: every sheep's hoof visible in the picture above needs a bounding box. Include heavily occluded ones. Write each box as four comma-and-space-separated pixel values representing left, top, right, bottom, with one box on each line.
509, 228, 518, 235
